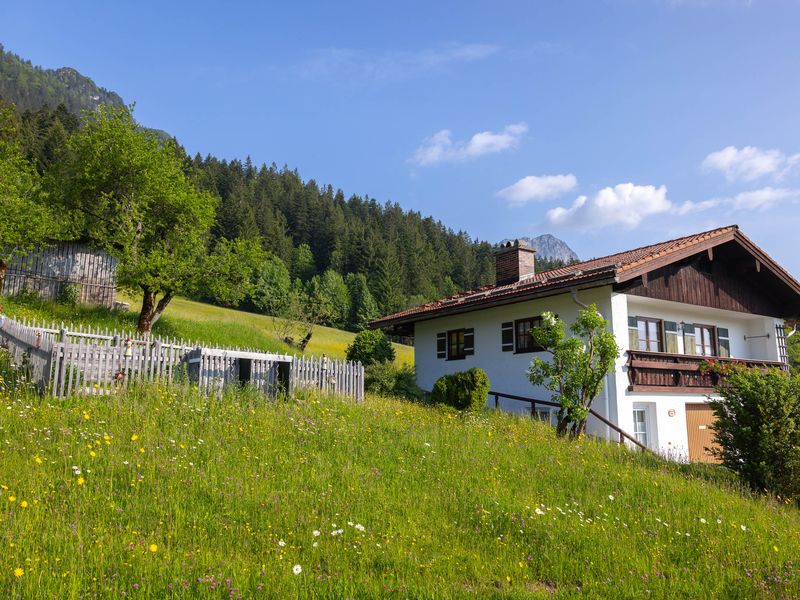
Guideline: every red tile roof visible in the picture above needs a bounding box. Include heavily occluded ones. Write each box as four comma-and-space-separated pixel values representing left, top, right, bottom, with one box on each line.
372, 225, 799, 328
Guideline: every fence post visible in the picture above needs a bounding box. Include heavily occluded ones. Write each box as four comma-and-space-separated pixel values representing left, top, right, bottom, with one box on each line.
494, 394, 499, 409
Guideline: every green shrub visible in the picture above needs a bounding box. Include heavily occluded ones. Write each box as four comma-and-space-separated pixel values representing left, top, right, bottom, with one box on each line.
431, 368, 490, 412
345, 329, 395, 366
365, 362, 422, 401
707, 364, 800, 500
58, 282, 80, 306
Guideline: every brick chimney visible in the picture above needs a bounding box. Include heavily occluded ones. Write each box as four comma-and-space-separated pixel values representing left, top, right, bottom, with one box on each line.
495, 239, 536, 286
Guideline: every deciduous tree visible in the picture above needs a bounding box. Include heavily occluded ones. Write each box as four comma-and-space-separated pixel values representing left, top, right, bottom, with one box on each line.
527, 306, 619, 438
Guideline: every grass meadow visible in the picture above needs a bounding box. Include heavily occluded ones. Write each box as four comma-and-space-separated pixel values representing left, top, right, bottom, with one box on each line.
0, 293, 414, 364
0, 367, 798, 598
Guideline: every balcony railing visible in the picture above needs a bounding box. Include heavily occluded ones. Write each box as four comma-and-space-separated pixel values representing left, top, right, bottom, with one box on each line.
626, 350, 786, 393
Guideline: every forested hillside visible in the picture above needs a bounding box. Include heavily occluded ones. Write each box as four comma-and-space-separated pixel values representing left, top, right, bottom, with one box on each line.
0, 45, 124, 114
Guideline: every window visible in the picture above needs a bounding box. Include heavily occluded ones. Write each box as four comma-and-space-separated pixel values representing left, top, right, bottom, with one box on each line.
515, 317, 544, 353
439, 328, 474, 360
695, 325, 716, 357
632, 408, 649, 447
636, 317, 663, 352
683, 323, 696, 356
718, 327, 730, 358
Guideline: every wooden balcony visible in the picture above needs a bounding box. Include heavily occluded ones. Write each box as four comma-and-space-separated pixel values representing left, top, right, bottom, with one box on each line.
626, 350, 786, 393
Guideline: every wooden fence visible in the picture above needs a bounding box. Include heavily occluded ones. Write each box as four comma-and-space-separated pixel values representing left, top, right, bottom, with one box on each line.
2, 242, 117, 308
0, 317, 364, 401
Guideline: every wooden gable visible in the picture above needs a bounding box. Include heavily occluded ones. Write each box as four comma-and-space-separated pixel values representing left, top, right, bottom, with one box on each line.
614, 240, 800, 318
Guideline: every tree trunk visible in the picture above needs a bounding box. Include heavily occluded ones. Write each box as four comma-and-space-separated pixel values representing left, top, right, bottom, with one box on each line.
137, 288, 174, 335
556, 414, 570, 437
0, 260, 6, 298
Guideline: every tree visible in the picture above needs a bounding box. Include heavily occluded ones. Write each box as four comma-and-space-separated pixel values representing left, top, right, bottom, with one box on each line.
372, 252, 403, 316
291, 243, 316, 281
199, 237, 265, 307
52, 105, 217, 334
345, 272, 379, 331
314, 269, 350, 329
345, 329, 395, 366
705, 363, 800, 498
527, 306, 620, 438
0, 106, 55, 292
252, 254, 292, 316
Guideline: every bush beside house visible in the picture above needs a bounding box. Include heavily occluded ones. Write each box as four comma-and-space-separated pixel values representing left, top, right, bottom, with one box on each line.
431, 368, 490, 412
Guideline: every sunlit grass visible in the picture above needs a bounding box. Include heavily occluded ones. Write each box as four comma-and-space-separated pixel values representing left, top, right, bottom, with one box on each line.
0, 292, 414, 364
0, 373, 797, 598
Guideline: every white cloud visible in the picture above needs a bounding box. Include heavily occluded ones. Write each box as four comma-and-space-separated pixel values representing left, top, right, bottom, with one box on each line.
701, 145, 800, 182
546, 183, 671, 229
675, 186, 800, 216
299, 43, 499, 83
410, 122, 527, 166
731, 187, 800, 211
496, 174, 578, 207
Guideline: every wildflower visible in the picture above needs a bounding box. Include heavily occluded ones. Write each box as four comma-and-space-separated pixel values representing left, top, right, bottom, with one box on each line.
717, 519, 722, 524
77, 477, 85, 486
89, 451, 96, 457
20, 501, 28, 508
699, 518, 706, 524
34, 456, 42, 465
14, 568, 23, 577
312, 530, 320, 537
355, 524, 365, 532
8, 496, 15, 502
278, 540, 286, 547
149, 544, 158, 553
131, 434, 139, 441
293, 564, 302, 575
608, 494, 615, 501
535, 508, 544, 515
774, 546, 779, 552
740, 525, 746, 531
312, 542, 318, 548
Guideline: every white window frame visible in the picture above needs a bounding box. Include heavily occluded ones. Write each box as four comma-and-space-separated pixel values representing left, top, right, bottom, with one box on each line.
632, 408, 649, 447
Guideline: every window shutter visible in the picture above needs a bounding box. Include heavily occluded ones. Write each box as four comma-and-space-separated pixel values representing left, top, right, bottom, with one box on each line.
464, 328, 474, 356
501, 322, 513, 351
436, 332, 446, 359
664, 321, 679, 354
718, 327, 731, 358
627, 316, 639, 350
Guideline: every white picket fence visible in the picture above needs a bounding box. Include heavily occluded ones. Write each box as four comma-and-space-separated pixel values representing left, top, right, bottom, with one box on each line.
0, 316, 364, 401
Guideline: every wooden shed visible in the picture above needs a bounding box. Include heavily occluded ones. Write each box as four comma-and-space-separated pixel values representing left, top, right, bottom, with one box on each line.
2, 242, 117, 308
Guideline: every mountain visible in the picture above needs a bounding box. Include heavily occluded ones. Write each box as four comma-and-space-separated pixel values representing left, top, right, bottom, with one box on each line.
524, 233, 580, 263
501, 234, 580, 264
0, 44, 124, 114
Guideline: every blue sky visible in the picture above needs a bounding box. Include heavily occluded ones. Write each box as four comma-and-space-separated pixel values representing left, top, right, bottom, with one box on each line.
3, 0, 800, 274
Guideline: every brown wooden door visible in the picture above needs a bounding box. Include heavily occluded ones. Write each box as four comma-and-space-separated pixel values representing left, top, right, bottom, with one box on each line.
685, 403, 721, 463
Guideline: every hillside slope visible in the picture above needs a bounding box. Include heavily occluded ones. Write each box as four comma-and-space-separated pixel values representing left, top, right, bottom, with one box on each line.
0, 293, 413, 364
0, 45, 124, 113
0, 386, 797, 598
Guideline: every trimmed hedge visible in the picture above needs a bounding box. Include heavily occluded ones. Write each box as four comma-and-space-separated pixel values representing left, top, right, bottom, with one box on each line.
431, 368, 490, 412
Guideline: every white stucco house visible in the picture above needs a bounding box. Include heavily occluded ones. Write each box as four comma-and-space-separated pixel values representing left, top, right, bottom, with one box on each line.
372, 225, 800, 462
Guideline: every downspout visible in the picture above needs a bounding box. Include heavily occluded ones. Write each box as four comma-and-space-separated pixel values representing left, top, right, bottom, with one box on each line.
570, 289, 611, 439
787, 323, 798, 339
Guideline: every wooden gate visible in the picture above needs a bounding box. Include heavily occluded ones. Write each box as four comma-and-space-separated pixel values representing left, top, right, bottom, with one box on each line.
685, 403, 721, 463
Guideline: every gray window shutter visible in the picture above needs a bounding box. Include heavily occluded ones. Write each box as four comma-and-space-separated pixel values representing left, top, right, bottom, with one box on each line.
436, 332, 446, 359
501, 322, 513, 351
464, 328, 474, 356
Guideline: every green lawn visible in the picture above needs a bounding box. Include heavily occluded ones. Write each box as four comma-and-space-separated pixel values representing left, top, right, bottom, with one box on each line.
0, 377, 797, 598
0, 292, 413, 364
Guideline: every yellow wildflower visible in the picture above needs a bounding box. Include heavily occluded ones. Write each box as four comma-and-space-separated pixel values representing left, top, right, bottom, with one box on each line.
149, 544, 158, 553
77, 477, 85, 486
14, 568, 24, 577
131, 434, 139, 441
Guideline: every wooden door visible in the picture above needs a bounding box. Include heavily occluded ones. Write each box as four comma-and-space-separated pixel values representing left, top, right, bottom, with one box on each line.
685, 403, 721, 463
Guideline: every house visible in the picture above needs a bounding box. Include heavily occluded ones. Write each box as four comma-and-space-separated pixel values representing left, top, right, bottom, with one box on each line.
2, 242, 117, 308
372, 225, 800, 462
